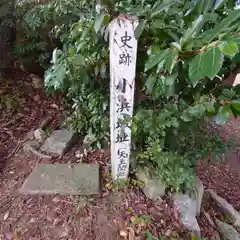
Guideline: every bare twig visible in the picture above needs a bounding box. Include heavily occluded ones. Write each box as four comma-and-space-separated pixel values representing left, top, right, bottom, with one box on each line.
203, 211, 216, 228
4, 138, 29, 160
203, 210, 227, 240
26, 143, 52, 159
39, 115, 53, 129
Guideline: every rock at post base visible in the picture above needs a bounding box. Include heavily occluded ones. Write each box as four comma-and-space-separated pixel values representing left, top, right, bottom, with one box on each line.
208, 189, 240, 227
215, 219, 240, 240
173, 194, 200, 236
195, 177, 204, 215
34, 128, 45, 143
41, 129, 78, 155
189, 177, 204, 216
19, 163, 100, 195
136, 168, 166, 200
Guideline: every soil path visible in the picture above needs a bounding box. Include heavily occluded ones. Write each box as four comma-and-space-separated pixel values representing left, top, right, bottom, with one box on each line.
1, 71, 240, 239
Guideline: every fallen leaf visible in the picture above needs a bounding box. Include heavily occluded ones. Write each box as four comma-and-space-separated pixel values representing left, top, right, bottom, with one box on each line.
165, 229, 172, 237
83, 148, 88, 156
52, 196, 61, 203
75, 151, 83, 159
126, 207, 133, 214
33, 95, 40, 102
3, 211, 10, 221
127, 227, 135, 240
119, 230, 128, 238
50, 103, 59, 109
130, 216, 136, 223
102, 191, 109, 197
30, 74, 42, 89
5, 232, 14, 240
173, 206, 179, 220
105, 183, 112, 190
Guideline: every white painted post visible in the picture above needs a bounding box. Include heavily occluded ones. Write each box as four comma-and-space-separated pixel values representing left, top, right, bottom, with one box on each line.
109, 17, 138, 180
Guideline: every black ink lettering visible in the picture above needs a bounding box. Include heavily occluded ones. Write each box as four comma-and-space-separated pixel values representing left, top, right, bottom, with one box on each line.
115, 131, 129, 143
119, 52, 132, 66
117, 100, 131, 113
117, 149, 129, 158
120, 31, 132, 49
117, 158, 128, 177
118, 162, 127, 172
116, 78, 126, 93
116, 78, 132, 94
117, 170, 125, 178
115, 119, 130, 129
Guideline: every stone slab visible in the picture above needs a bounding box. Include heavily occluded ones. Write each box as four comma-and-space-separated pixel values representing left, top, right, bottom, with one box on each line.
208, 189, 240, 227
173, 194, 200, 236
216, 220, 240, 240
136, 168, 166, 200
19, 163, 100, 195
41, 129, 78, 155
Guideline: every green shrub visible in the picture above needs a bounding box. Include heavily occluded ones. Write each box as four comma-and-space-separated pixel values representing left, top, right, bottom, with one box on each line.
0, 0, 16, 71
18, 0, 240, 191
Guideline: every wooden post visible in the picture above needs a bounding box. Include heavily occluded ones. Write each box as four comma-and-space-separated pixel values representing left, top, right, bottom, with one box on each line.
109, 16, 138, 180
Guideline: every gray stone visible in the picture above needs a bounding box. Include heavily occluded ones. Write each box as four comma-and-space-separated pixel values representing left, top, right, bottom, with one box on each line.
215, 220, 240, 240
41, 129, 78, 155
208, 189, 240, 227
173, 194, 200, 236
23, 140, 40, 153
34, 129, 45, 143
130, 150, 143, 169
136, 168, 166, 200
19, 163, 100, 195
23, 140, 52, 159
189, 177, 204, 216
195, 177, 204, 215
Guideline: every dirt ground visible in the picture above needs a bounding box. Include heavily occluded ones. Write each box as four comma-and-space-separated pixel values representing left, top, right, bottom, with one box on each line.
1, 70, 240, 240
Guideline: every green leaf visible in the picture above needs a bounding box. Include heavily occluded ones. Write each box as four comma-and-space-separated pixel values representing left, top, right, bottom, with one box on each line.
145, 75, 157, 93
205, 102, 215, 113
203, 0, 215, 13
94, 11, 105, 33
150, 0, 177, 18
222, 89, 235, 98
164, 83, 176, 98
170, 42, 181, 51
188, 53, 205, 87
165, 73, 178, 86
181, 15, 204, 45
68, 47, 75, 57
164, 49, 179, 73
156, 60, 165, 73
145, 49, 170, 72
52, 49, 63, 64
180, 112, 193, 122
232, 101, 240, 112
219, 41, 239, 57
100, 64, 107, 78
202, 47, 224, 80
151, 20, 165, 29
44, 64, 65, 90
213, 0, 227, 10
134, 20, 147, 39
103, 14, 110, 25
215, 105, 232, 125
199, 9, 240, 43
72, 54, 85, 66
